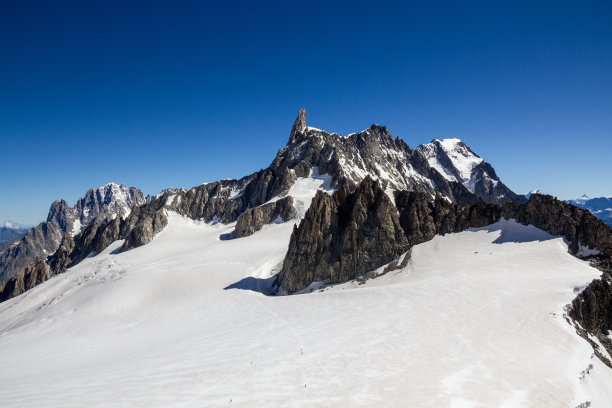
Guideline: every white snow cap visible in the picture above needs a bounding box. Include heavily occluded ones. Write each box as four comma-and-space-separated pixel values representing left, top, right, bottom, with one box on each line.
525, 189, 543, 199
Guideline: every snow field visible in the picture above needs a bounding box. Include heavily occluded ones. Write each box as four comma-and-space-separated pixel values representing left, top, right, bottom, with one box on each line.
0, 214, 610, 407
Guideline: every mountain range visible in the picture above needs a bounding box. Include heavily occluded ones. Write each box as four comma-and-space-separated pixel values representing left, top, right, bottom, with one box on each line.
1, 110, 612, 406
0, 183, 150, 284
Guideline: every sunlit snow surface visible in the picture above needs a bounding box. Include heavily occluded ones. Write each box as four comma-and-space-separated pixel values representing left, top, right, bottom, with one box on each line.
0, 215, 611, 407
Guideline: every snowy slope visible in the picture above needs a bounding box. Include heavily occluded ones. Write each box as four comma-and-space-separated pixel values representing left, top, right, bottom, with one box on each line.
416, 138, 483, 190
0, 214, 610, 407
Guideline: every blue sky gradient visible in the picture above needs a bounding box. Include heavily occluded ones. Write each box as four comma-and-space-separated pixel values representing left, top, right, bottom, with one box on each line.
1, 1, 611, 225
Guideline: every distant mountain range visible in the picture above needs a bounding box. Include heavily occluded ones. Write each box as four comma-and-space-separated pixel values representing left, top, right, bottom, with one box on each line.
0, 221, 29, 246
567, 195, 612, 227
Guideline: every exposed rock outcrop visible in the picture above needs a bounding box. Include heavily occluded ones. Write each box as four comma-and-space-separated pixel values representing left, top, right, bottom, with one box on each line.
569, 267, 612, 368
0, 257, 50, 302
278, 177, 410, 293
0, 220, 64, 285
48, 233, 75, 274
233, 197, 296, 238
394, 191, 502, 246
278, 188, 612, 294
503, 194, 612, 257
287, 108, 306, 145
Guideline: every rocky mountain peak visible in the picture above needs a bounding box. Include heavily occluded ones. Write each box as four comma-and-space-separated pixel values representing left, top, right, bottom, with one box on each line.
0, 183, 151, 285
75, 182, 150, 226
287, 108, 306, 145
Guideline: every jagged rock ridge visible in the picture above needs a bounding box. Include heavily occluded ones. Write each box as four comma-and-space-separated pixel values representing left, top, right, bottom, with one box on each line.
59, 109, 524, 256
1, 109, 526, 302
278, 181, 612, 366
278, 177, 409, 293
279, 187, 612, 292
0, 183, 150, 285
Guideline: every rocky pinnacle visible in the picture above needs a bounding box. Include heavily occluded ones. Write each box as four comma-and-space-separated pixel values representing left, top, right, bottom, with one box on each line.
287, 108, 306, 145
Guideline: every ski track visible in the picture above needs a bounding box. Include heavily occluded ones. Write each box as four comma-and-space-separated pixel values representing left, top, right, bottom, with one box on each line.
0, 213, 611, 407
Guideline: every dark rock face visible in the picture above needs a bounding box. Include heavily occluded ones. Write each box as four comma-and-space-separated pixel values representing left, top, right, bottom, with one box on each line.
48, 234, 75, 274
0, 220, 64, 285
234, 197, 296, 238
395, 192, 502, 245
278, 189, 612, 293
120, 208, 168, 252
569, 271, 612, 367
0, 257, 50, 302
278, 177, 410, 293
504, 194, 612, 257
567, 255, 612, 368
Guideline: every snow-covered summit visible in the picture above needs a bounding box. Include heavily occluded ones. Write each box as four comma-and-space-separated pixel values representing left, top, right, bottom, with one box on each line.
414, 138, 486, 194
46, 182, 152, 233
525, 189, 543, 199
279, 111, 524, 205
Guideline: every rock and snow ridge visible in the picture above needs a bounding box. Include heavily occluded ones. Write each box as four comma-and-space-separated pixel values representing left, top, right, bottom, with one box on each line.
282, 110, 524, 205
0, 183, 150, 285
1, 109, 525, 295
1, 110, 612, 406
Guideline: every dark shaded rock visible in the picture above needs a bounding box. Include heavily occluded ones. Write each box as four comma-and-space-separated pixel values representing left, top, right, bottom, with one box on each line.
94, 216, 124, 254
278, 177, 410, 293
394, 191, 502, 246
47, 199, 71, 230
233, 197, 296, 238
569, 265, 612, 368
0, 220, 64, 285
48, 233, 75, 274
0, 257, 50, 302
120, 202, 168, 252
505, 194, 612, 257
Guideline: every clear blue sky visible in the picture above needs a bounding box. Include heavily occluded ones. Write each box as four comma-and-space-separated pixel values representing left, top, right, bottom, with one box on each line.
1, 1, 611, 225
